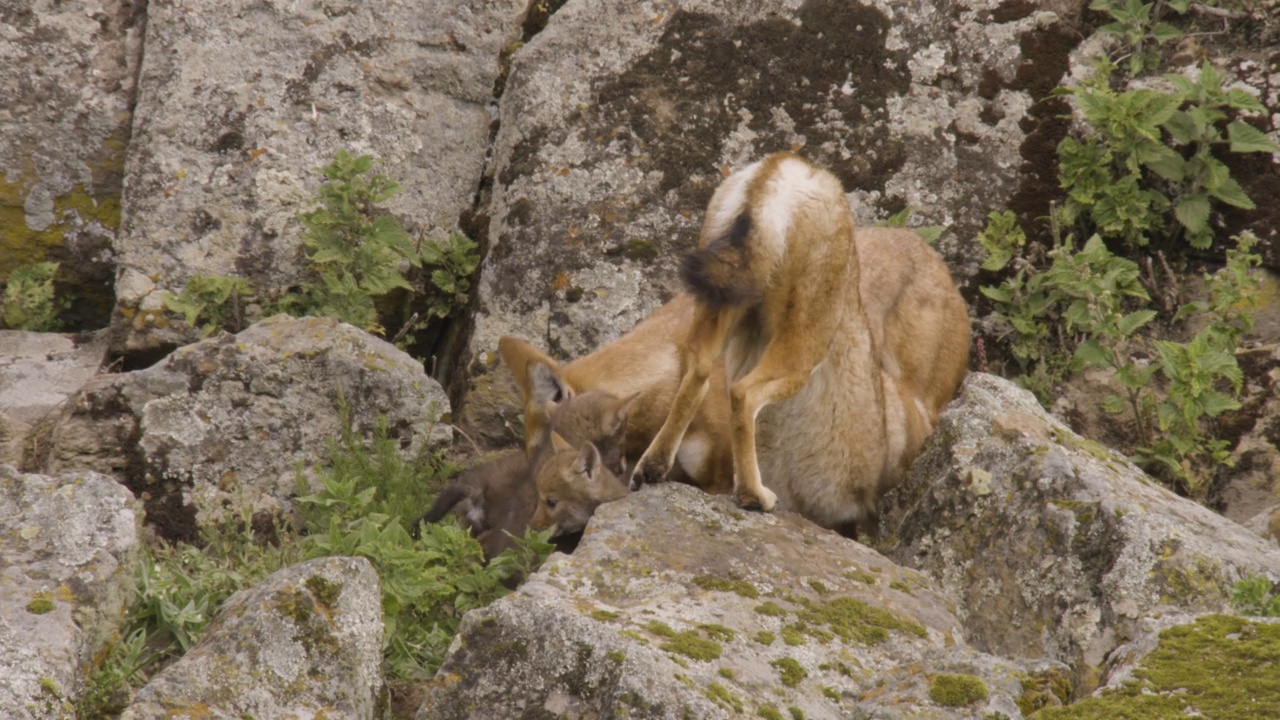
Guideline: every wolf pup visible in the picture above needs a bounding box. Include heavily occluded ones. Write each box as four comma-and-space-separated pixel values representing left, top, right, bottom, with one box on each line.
632, 152, 970, 531
418, 375, 635, 559
529, 435, 629, 538
499, 318, 734, 494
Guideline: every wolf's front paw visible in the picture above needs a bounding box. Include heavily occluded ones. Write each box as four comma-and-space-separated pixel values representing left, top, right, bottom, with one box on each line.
630, 455, 669, 490
735, 485, 777, 512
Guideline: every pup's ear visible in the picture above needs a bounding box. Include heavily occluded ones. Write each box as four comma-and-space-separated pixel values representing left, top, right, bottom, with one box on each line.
576, 442, 602, 482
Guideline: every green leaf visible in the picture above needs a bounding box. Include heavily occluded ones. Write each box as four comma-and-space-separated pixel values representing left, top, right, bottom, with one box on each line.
1174, 194, 1211, 234
980, 285, 1012, 303
1208, 176, 1256, 210
1072, 339, 1112, 370
1228, 122, 1280, 154
1226, 88, 1266, 113
1116, 309, 1156, 335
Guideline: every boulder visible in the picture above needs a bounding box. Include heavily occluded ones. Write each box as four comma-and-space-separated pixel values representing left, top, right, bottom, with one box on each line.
111, 0, 528, 354
877, 372, 1280, 687
0, 467, 139, 720
0, 0, 142, 329
0, 329, 110, 467
43, 315, 451, 543
460, 0, 1088, 444
419, 482, 1065, 719
120, 556, 384, 720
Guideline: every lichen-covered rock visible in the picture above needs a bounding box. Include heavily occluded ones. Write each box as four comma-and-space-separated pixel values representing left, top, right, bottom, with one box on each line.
877, 372, 1280, 687
459, 0, 1087, 442
111, 0, 527, 354
120, 556, 384, 720
0, 330, 110, 467
43, 315, 450, 542
0, 467, 138, 720
419, 482, 1061, 719
0, 0, 142, 329
1039, 613, 1280, 718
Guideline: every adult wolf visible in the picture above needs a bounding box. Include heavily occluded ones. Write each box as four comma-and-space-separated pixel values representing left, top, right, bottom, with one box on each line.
632, 152, 970, 531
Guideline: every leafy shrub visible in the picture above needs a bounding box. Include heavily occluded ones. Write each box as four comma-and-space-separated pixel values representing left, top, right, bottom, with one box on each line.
165, 150, 480, 340
2, 261, 66, 331
79, 415, 552, 717
1231, 575, 1280, 617
163, 274, 253, 337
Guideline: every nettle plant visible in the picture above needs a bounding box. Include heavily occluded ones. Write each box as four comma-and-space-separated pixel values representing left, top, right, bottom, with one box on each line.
981, 1, 1277, 497
164, 150, 479, 342
1, 261, 67, 331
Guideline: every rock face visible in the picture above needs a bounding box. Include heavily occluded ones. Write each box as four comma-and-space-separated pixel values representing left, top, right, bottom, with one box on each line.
42, 315, 451, 542
120, 556, 385, 720
111, 0, 528, 353
0, 329, 110, 467
459, 0, 1086, 444
420, 482, 1061, 720
877, 372, 1280, 685
0, 0, 143, 329
0, 467, 139, 720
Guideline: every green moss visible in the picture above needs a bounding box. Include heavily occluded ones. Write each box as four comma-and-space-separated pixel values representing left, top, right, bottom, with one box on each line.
698, 623, 735, 642
819, 660, 855, 678
1034, 615, 1280, 719
38, 676, 62, 698
758, 706, 784, 720
304, 574, 340, 608
647, 620, 676, 638
591, 609, 622, 621
693, 574, 760, 599
771, 657, 808, 687
788, 706, 805, 720
619, 630, 649, 644
718, 667, 735, 679
606, 650, 626, 663
793, 596, 927, 646
705, 682, 744, 712
889, 581, 911, 593
822, 686, 841, 701
660, 631, 722, 662
754, 630, 776, 645
808, 580, 830, 595
26, 594, 55, 614
845, 571, 878, 585
623, 238, 660, 262
1017, 667, 1072, 715
930, 674, 989, 707
781, 625, 807, 646
755, 601, 787, 617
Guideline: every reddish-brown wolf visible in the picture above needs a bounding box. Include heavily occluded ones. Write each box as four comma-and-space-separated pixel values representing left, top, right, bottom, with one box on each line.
629, 152, 970, 531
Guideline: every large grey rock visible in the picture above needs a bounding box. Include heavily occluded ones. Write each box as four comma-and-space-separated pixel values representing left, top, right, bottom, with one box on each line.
0, 0, 142, 328
0, 329, 110, 467
112, 0, 527, 353
121, 556, 384, 720
877, 372, 1280, 686
419, 483, 1062, 719
43, 315, 451, 542
460, 0, 1086, 442
0, 467, 139, 720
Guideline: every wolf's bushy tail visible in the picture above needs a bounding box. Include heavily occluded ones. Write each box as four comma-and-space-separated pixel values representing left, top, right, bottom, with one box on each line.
679, 212, 763, 309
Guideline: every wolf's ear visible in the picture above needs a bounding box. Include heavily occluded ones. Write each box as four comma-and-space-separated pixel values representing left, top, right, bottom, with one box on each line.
576, 442, 602, 481
551, 431, 574, 453
528, 361, 571, 406
606, 392, 640, 435
498, 336, 564, 402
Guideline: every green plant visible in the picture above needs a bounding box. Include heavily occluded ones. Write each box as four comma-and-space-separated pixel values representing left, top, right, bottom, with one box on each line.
877, 206, 945, 244
2, 261, 66, 331
1058, 61, 1278, 250
421, 232, 480, 320
280, 149, 421, 333
1090, 0, 1189, 76
1231, 575, 1280, 617
163, 274, 254, 337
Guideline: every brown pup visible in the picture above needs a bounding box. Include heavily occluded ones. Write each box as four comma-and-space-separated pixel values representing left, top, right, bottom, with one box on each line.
499, 308, 734, 494
632, 152, 970, 531
529, 435, 629, 538
418, 374, 635, 560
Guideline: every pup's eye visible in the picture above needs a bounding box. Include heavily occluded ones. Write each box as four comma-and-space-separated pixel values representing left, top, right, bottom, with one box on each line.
545, 498, 558, 510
